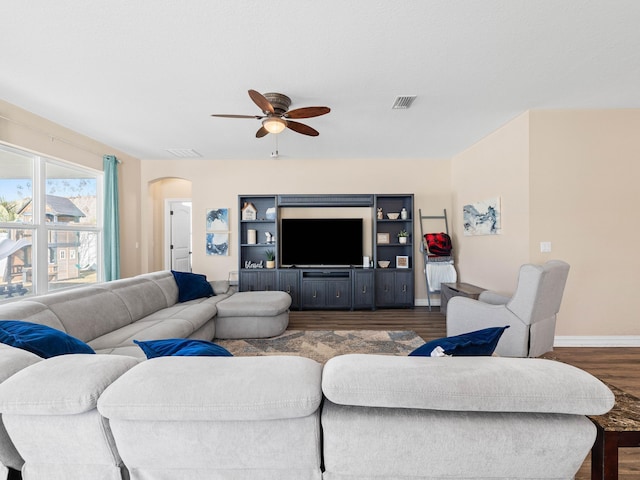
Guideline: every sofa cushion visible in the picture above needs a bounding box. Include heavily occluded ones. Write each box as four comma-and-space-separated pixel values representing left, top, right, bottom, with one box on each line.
321, 354, 614, 415
172, 271, 214, 303
98, 356, 323, 421
0, 354, 139, 415
88, 292, 221, 352
0, 320, 95, 358
0, 300, 66, 332
35, 287, 133, 342
134, 338, 233, 358
137, 270, 180, 305
409, 326, 509, 357
216, 291, 291, 317
97, 276, 171, 322
137, 295, 223, 328
88, 317, 204, 351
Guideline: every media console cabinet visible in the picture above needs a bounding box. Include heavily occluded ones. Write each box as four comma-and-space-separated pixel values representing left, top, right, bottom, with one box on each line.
238, 193, 414, 310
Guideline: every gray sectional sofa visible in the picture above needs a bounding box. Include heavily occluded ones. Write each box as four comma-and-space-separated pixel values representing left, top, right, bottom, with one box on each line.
0, 270, 292, 478
0, 270, 291, 357
0, 271, 616, 479
0, 351, 614, 480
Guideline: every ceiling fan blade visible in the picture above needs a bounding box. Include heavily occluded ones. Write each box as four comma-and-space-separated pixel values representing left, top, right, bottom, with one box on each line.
256, 126, 269, 138
248, 89, 275, 114
211, 114, 263, 119
285, 106, 331, 119
287, 120, 319, 137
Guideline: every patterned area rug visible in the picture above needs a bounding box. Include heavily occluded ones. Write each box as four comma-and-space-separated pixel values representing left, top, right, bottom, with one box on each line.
216, 330, 425, 363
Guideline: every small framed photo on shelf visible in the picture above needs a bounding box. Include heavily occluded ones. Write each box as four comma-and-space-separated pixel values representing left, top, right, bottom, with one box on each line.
377, 232, 390, 244
396, 255, 409, 269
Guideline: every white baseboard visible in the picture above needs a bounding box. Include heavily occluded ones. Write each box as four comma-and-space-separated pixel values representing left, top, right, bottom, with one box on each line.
554, 336, 640, 347
411, 304, 640, 346
415, 298, 441, 307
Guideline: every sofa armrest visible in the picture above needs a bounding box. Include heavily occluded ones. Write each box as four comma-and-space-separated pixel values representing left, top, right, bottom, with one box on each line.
478, 290, 511, 305
0, 344, 41, 381
446, 296, 518, 335
0, 354, 139, 415
209, 280, 232, 295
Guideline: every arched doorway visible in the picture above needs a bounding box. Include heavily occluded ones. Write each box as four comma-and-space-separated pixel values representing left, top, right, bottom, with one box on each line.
147, 177, 192, 272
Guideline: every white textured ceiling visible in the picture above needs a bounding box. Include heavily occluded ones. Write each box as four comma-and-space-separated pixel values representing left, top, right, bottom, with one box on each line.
1, 1, 639, 161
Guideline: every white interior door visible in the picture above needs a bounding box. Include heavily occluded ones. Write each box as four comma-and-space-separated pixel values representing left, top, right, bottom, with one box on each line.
169, 201, 192, 272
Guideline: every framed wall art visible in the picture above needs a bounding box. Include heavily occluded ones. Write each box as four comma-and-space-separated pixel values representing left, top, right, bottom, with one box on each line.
462, 197, 502, 236
206, 232, 229, 256
206, 208, 230, 232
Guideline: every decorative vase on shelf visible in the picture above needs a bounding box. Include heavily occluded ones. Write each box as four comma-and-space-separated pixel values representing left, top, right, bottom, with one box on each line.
399, 236, 407, 244
401, 208, 408, 220
265, 249, 276, 269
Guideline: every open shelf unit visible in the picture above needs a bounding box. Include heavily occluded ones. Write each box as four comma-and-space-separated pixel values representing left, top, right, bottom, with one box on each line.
238, 195, 278, 292
373, 195, 414, 307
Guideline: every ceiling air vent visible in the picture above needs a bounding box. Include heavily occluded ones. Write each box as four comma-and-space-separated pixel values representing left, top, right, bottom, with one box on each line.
392, 95, 417, 109
166, 148, 202, 158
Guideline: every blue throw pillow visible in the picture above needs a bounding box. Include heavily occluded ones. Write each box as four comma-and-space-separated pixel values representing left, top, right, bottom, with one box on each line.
171, 270, 215, 303
134, 338, 233, 359
0, 320, 95, 358
409, 326, 510, 357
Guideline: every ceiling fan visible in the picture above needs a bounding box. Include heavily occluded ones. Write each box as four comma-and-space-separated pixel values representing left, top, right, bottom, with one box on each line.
211, 90, 330, 138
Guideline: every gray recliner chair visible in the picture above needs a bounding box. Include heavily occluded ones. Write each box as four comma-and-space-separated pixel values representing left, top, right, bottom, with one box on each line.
446, 260, 570, 357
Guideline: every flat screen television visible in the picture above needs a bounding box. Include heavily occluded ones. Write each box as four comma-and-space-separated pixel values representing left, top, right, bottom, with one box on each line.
281, 218, 363, 267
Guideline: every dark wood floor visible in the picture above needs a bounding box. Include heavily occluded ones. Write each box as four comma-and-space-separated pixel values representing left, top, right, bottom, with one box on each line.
289, 307, 640, 480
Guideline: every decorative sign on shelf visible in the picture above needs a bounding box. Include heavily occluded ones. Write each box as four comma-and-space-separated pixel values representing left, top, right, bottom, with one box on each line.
377, 232, 390, 244
244, 260, 264, 269
241, 202, 257, 221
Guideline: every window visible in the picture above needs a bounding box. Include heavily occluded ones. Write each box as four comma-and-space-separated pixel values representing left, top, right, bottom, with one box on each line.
0, 143, 103, 300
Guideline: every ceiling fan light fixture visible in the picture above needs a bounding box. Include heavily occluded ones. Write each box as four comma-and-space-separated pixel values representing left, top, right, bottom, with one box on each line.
262, 117, 287, 134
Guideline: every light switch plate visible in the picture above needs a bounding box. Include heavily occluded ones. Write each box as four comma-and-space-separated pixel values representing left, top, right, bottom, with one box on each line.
540, 241, 552, 253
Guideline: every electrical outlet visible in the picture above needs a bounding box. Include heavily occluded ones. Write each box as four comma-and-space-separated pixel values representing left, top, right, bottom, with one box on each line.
540, 241, 552, 253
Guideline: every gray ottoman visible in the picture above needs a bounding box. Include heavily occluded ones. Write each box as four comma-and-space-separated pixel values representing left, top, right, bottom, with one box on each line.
214, 291, 291, 339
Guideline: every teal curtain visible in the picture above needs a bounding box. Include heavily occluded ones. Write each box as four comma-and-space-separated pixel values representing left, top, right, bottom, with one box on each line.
103, 155, 121, 281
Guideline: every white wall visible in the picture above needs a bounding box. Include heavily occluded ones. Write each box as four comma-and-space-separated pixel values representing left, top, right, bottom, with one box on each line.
0, 99, 142, 279
141, 157, 453, 304
7, 99, 640, 338
452, 109, 640, 337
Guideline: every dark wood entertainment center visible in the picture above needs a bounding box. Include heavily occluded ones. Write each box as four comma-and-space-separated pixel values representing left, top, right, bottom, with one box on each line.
238, 194, 414, 310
